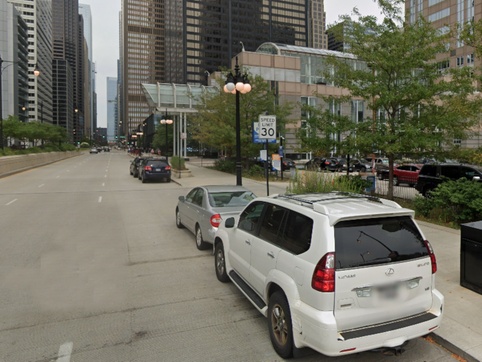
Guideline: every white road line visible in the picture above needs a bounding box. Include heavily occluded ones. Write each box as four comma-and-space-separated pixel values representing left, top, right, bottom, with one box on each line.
104, 174, 107, 178
38, 184, 45, 188
98, 196, 102, 203
102, 182, 105, 187
56, 175, 60, 178
6, 199, 17, 206
57, 342, 73, 362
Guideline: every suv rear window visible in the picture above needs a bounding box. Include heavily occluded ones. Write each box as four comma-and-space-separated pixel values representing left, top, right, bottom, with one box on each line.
334, 216, 427, 269
145, 160, 167, 167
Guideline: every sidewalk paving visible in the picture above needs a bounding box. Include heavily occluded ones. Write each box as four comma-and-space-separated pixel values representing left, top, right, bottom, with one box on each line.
178, 159, 482, 362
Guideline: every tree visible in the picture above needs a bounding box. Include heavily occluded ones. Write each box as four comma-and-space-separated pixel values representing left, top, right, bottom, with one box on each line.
191, 73, 293, 162
320, 1, 482, 198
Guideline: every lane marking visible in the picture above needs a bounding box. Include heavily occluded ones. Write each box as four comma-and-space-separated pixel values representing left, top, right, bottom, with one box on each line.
6, 199, 17, 206
102, 182, 105, 187
104, 174, 107, 178
38, 184, 45, 188
57, 341, 73, 362
98, 196, 102, 203
56, 175, 60, 178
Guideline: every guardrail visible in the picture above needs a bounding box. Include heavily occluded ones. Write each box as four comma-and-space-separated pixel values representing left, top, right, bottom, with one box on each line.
0, 151, 81, 178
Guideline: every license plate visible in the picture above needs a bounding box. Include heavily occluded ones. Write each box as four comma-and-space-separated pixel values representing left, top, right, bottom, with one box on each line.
378, 284, 399, 300
155, 168, 161, 171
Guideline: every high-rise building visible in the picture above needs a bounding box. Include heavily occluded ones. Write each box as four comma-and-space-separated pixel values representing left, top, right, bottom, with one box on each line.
406, 0, 478, 70
121, 0, 327, 139
52, 0, 84, 142
106, 76, 117, 142
1, 1, 29, 122
8, 0, 53, 124
79, 3, 95, 138
406, 0, 482, 148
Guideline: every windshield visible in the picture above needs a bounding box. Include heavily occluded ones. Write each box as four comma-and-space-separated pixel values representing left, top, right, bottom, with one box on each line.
334, 216, 427, 269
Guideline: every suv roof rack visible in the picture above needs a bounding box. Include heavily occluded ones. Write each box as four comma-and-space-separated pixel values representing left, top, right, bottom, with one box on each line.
276, 192, 382, 206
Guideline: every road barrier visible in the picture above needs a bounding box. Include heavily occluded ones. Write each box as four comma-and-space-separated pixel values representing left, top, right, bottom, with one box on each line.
0, 151, 80, 178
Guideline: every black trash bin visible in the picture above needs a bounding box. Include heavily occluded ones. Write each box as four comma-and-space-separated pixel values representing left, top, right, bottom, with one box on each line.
460, 220, 482, 295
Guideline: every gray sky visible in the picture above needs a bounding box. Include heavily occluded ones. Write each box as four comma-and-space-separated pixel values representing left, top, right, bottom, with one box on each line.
81, 0, 383, 127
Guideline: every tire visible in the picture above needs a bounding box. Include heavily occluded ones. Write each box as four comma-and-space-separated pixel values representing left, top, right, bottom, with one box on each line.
166, 178, 171, 183
141, 175, 146, 183
268, 291, 294, 359
393, 176, 399, 186
360, 167, 366, 173
175, 208, 184, 229
214, 242, 230, 283
195, 225, 210, 250
422, 186, 434, 197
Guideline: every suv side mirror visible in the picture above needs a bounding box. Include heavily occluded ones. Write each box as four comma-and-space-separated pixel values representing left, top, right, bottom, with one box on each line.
225, 217, 235, 228
178, 196, 185, 202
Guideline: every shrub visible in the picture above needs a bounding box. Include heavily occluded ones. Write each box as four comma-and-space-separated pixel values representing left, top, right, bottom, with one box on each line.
413, 179, 482, 225
287, 171, 371, 194
170, 156, 186, 170
213, 159, 236, 173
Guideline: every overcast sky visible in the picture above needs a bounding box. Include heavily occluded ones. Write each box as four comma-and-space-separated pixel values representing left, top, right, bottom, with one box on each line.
81, 0, 383, 127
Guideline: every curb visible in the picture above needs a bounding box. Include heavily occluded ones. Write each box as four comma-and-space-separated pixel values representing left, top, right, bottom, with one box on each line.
431, 332, 480, 362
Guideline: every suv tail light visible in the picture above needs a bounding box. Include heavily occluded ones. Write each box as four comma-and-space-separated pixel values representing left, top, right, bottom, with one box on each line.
144, 165, 152, 171
210, 213, 222, 228
165, 165, 171, 171
312, 253, 335, 292
424, 240, 437, 274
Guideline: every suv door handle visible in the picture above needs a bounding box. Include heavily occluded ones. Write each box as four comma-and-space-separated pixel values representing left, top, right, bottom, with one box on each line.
245, 240, 251, 245
267, 251, 275, 258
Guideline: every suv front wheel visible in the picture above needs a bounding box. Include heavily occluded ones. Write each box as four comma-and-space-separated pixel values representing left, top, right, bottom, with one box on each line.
268, 291, 294, 359
215, 242, 229, 282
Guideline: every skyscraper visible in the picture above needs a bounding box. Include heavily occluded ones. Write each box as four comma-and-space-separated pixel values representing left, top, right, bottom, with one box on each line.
52, 0, 83, 142
121, 0, 326, 139
8, 0, 53, 124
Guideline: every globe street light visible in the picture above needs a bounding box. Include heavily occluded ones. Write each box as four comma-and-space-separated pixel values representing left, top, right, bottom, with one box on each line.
160, 110, 173, 163
223, 56, 251, 186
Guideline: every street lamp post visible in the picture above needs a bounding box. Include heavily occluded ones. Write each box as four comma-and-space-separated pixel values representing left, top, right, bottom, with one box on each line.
160, 109, 173, 163
223, 56, 251, 186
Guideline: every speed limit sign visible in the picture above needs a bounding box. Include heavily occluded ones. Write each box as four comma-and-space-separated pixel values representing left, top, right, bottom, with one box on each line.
258, 115, 276, 139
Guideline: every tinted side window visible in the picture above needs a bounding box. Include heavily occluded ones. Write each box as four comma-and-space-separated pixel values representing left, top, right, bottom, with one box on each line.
185, 188, 198, 203
238, 202, 264, 234
460, 166, 481, 180
192, 189, 203, 207
259, 204, 286, 245
441, 166, 461, 179
334, 216, 427, 269
279, 211, 313, 254
421, 165, 437, 177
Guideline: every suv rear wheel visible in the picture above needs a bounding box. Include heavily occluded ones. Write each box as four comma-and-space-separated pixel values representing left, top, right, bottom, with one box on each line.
268, 291, 294, 359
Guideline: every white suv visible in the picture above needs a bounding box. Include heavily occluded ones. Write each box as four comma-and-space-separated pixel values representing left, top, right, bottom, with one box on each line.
213, 192, 444, 358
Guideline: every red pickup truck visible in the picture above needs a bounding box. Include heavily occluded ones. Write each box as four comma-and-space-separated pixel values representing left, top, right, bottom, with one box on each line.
377, 164, 422, 186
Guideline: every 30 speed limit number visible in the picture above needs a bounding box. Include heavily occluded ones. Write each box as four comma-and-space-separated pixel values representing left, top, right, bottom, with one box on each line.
258, 115, 276, 139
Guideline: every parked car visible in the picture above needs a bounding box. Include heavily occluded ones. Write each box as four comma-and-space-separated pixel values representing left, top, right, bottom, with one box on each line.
304, 157, 326, 171
281, 158, 296, 171
377, 164, 422, 186
89, 148, 98, 154
176, 185, 256, 250
325, 157, 345, 172
129, 156, 148, 178
138, 158, 171, 183
415, 163, 482, 196
213, 192, 443, 358
349, 158, 372, 172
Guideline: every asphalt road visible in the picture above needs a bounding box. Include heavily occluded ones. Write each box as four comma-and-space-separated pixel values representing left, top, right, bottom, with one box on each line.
0, 150, 459, 362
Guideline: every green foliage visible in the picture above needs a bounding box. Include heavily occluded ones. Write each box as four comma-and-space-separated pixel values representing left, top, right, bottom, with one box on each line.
413, 179, 482, 225
191, 74, 293, 160
315, 4, 482, 199
170, 156, 186, 170
287, 171, 371, 194
213, 159, 236, 174
80, 142, 91, 149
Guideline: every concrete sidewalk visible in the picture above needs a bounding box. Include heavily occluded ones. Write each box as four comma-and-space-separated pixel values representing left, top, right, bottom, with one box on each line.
178, 160, 482, 362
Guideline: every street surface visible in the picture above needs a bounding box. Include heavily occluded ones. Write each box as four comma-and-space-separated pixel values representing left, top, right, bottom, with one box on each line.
0, 150, 459, 361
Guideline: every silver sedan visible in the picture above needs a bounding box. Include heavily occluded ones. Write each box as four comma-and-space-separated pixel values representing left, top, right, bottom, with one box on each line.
176, 185, 256, 250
